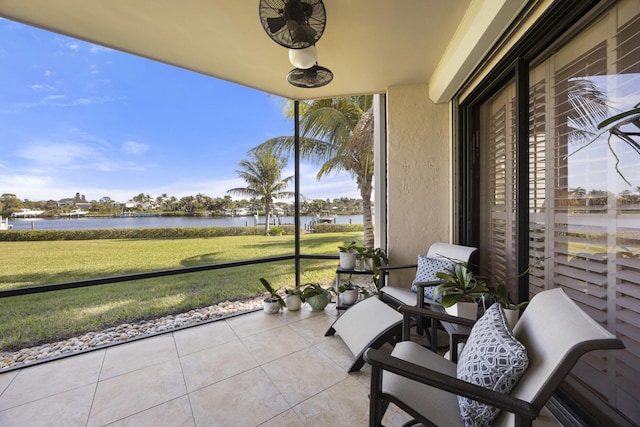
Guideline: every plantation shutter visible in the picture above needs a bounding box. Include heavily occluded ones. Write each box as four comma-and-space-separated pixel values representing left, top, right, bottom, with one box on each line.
480, 2, 640, 419
479, 85, 517, 292
528, 5, 640, 418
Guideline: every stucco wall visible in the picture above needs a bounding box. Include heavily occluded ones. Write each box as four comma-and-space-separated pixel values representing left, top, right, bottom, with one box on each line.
386, 84, 451, 286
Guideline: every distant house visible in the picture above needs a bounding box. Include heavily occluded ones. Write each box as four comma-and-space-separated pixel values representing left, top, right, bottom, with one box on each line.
112, 201, 136, 209
57, 199, 91, 209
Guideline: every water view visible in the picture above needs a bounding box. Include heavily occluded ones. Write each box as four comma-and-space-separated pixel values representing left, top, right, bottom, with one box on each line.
7, 214, 364, 231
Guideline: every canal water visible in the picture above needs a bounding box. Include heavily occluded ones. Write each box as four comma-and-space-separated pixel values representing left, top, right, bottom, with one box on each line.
6, 214, 363, 231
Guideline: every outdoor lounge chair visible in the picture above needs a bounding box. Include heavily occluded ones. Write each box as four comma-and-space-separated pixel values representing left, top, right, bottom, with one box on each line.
325, 296, 403, 373
326, 242, 478, 372
378, 242, 477, 308
363, 288, 625, 427
379, 242, 478, 334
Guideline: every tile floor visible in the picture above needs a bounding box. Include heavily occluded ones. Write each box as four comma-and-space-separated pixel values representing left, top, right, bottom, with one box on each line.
0, 304, 560, 426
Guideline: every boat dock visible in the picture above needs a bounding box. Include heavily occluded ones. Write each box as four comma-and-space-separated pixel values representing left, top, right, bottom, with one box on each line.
0, 217, 13, 230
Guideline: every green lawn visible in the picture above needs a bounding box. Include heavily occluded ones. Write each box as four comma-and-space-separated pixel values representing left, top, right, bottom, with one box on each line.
0, 232, 359, 351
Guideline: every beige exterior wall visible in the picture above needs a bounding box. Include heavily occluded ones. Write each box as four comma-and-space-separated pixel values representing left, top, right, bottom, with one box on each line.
386, 84, 451, 286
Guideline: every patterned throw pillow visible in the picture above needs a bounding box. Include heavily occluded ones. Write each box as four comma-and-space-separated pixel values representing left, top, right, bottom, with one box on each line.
456, 303, 529, 427
410, 255, 454, 303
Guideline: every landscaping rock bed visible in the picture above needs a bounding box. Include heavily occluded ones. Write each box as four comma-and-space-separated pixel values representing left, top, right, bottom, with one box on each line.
0, 297, 264, 371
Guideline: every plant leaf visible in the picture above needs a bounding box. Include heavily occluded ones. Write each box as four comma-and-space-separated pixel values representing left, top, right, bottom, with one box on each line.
598, 107, 640, 129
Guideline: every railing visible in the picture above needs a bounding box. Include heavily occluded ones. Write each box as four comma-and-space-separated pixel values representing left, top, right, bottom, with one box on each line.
0, 254, 338, 299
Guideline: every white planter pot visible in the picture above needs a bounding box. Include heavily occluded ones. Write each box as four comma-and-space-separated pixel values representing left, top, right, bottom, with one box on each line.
364, 258, 374, 271
444, 301, 478, 320
503, 308, 520, 328
263, 299, 281, 314
339, 252, 357, 270
340, 289, 358, 306
285, 294, 302, 311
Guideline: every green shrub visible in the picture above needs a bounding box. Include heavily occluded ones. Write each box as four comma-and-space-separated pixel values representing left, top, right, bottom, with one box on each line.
0, 225, 298, 241
312, 223, 364, 233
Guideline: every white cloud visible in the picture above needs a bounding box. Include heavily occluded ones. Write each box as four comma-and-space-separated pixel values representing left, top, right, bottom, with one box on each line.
121, 141, 149, 155
44, 96, 110, 107
17, 141, 100, 166
89, 44, 111, 54
0, 174, 56, 200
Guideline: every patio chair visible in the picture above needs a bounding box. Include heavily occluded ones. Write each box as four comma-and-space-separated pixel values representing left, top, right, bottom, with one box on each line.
325, 296, 403, 373
363, 288, 625, 427
379, 242, 478, 334
379, 242, 478, 308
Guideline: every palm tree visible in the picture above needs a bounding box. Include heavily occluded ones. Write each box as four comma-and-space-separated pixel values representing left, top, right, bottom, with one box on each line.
227, 147, 294, 234
255, 96, 375, 247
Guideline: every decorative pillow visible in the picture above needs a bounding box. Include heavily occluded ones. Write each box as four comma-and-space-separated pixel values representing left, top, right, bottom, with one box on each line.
456, 303, 529, 427
410, 255, 455, 303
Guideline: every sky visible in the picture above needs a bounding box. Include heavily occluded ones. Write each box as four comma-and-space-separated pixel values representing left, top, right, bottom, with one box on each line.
0, 19, 360, 203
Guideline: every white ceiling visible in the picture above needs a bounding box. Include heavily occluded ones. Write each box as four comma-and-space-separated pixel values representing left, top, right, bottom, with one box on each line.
0, 0, 526, 101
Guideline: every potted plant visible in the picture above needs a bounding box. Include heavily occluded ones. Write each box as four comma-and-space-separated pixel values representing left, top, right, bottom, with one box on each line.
338, 241, 358, 270
284, 283, 303, 311
337, 274, 370, 306
301, 283, 334, 311
359, 247, 388, 289
259, 278, 286, 314
433, 262, 491, 320
489, 284, 529, 327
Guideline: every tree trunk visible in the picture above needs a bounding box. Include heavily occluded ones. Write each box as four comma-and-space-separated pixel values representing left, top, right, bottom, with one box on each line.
264, 197, 271, 234
359, 175, 374, 248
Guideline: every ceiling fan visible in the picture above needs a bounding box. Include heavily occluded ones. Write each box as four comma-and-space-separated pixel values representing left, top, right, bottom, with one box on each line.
259, 0, 333, 88
259, 0, 326, 49
287, 65, 333, 88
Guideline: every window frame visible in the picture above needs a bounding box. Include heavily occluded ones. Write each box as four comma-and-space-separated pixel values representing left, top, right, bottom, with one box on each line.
454, 0, 629, 425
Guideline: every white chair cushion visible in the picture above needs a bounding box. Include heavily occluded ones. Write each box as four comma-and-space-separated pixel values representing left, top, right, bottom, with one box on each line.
456, 303, 529, 427
410, 255, 454, 303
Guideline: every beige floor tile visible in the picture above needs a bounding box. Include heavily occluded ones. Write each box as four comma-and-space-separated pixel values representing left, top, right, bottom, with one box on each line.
189, 366, 290, 427
173, 321, 237, 357
225, 310, 287, 338
275, 306, 334, 325
107, 395, 195, 427
382, 403, 418, 427
88, 359, 186, 427
100, 334, 178, 380
180, 339, 258, 392
314, 334, 361, 371
0, 383, 94, 427
286, 312, 339, 345
350, 364, 373, 389
0, 350, 104, 411
293, 376, 369, 426
0, 371, 17, 394
241, 324, 311, 365
258, 409, 304, 426
262, 346, 347, 406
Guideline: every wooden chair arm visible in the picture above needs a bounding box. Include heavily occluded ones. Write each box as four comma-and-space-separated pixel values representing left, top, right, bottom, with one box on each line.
398, 304, 476, 343
399, 304, 477, 328
363, 348, 536, 419
414, 280, 445, 308
377, 264, 418, 289
378, 264, 418, 272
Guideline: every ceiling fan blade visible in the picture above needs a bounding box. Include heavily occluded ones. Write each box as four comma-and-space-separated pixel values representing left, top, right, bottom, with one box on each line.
285, 20, 317, 44
267, 16, 287, 34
